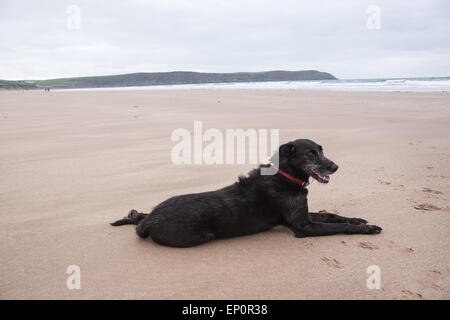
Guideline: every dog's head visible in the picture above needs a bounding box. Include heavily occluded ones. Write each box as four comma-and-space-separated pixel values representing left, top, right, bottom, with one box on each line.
272, 139, 338, 183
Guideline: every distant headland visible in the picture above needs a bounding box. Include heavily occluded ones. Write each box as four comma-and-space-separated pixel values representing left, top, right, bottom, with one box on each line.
0, 70, 337, 90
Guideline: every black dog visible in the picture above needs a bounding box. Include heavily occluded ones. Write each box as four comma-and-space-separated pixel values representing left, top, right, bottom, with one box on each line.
111, 139, 382, 247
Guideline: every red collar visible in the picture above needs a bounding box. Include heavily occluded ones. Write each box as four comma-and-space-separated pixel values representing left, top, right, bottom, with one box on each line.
271, 164, 309, 187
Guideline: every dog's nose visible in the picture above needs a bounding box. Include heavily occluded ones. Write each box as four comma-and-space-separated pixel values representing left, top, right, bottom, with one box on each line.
329, 163, 339, 173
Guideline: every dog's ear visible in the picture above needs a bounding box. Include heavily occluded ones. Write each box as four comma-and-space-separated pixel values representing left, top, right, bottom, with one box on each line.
280, 143, 296, 158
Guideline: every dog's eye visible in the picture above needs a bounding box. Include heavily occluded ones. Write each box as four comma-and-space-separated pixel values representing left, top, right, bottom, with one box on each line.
307, 150, 317, 157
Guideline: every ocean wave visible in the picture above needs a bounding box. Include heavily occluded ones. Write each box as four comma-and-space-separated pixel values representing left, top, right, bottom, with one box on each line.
58, 77, 450, 92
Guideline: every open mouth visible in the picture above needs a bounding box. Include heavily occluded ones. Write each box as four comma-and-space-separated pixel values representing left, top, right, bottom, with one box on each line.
309, 168, 330, 183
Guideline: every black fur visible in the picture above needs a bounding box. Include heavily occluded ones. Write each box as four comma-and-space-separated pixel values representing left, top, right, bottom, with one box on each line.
111, 139, 382, 247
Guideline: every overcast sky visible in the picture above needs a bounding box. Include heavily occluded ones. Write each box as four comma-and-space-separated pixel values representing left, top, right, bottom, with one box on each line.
1, 0, 449, 80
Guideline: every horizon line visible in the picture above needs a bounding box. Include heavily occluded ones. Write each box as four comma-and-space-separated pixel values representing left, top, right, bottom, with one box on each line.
2, 71, 450, 82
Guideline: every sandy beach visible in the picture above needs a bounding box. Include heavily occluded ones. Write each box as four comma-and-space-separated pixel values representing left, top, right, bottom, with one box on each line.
0, 89, 449, 299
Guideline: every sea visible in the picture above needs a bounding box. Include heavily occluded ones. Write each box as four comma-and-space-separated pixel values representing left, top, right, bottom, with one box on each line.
59, 77, 450, 92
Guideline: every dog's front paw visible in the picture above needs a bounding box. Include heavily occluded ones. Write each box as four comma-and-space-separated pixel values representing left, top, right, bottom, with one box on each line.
349, 217, 368, 225
363, 224, 382, 234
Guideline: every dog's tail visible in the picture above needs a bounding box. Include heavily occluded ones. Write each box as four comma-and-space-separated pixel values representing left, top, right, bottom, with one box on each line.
110, 218, 135, 226
110, 209, 146, 226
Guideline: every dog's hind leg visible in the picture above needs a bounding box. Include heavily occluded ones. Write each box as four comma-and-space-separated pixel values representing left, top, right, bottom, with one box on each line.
110, 209, 149, 226
150, 231, 216, 248
136, 222, 151, 238
309, 212, 367, 225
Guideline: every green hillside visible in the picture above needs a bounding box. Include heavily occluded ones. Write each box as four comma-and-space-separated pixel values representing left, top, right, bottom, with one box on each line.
0, 80, 38, 90
1, 70, 337, 90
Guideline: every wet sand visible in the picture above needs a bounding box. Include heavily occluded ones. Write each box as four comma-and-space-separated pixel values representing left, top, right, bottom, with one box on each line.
0, 89, 449, 299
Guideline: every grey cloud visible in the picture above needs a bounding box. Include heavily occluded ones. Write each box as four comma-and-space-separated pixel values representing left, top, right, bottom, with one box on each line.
0, 0, 449, 79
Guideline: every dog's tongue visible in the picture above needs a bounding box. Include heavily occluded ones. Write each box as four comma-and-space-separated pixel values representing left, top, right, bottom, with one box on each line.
316, 171, 330, 182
